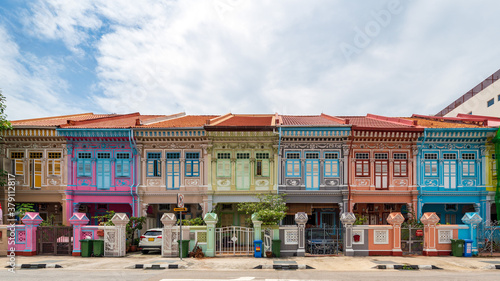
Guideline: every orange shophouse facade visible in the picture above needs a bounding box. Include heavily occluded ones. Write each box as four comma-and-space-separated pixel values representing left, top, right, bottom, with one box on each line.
345, 114, 423, 225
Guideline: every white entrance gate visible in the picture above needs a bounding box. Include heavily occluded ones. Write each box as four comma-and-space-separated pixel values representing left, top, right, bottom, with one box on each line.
215, 226, 254, 256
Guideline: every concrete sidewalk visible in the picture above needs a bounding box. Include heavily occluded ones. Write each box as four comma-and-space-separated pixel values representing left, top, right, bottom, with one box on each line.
2, 253, 500, 271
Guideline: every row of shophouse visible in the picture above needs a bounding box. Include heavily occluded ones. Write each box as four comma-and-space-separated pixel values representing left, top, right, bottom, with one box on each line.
1, 112, 499, 230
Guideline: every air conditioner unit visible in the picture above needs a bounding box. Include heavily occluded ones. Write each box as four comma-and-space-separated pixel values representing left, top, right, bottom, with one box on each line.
78, 205, 88, 213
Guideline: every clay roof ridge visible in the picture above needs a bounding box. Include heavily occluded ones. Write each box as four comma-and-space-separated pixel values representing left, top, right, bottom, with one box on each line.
367, 113, 417, 127
139, 112, 185, 126
456, 113, 500, 122
411, 114, 488, 127
206, 113, 233, 125
320, 113, 348, 125
60, 112, 140, 128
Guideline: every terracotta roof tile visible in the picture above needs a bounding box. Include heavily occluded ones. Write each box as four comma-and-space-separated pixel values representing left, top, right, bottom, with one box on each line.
11, 113, 113, 127
403, 116, 486, 128
141, 115, 218, 128
280, 115, 346, 126
66, 114, 164, 128
339, 116, 415, 129
211, 115, 274, 127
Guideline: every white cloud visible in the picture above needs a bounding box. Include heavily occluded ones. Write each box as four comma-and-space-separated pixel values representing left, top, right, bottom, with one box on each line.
0, 25, 83, 120
15, 0, 500, 118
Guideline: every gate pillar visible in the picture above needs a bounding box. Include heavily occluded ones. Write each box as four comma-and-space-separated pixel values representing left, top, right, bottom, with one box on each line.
294, 212, 308, 257
69, 212, 89, 256
420, 212, 440, 256
110, 213, 129, 257
161, 213, 177, 257
340, 212, 356, 256
20, 212, 43, 256
387, 212, 405, 256
251, 213, 262, 240
461, 212, 482, 255
203, 213, 218, 257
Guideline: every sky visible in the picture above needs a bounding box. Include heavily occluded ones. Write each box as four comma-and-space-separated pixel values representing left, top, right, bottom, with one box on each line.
1, 0, 500, 121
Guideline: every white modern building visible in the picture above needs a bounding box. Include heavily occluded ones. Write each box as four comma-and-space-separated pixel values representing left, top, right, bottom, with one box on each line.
437, 69, 500, 117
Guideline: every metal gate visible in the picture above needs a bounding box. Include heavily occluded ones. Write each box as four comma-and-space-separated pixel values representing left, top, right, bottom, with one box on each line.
306, 227, 343, 255
401, 225, 423, 255
478, 221, 500, 255
215, 226, 254, 256
37, 226, 73, 255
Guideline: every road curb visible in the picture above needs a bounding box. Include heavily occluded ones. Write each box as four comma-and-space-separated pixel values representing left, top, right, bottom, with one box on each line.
484, 265, 500, 270
6, 264, 63, 269
132, 264, 180, 269
254, 264, 314, 270
374, 264, 442, 270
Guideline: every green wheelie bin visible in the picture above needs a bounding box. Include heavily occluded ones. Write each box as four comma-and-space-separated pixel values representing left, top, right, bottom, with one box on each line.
92, 239, 105, 257
272, 240, 281, 258
450, 239, 464, 257
80, 239, 93, 257
177, 240, 190, 258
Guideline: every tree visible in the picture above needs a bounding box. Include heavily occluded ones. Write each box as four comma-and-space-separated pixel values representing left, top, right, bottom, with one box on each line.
238, 194, 287, 226
0, 90, 12, 131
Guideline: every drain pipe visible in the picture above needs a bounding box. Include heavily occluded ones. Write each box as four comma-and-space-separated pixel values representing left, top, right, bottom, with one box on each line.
278, 126, 282, 194
417, 130, 428, 219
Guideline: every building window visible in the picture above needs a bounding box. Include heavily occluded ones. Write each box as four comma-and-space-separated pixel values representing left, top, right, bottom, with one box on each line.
305, 152, 319, 159
256, 152, 269, 177
185, 152, 200, 177
424, 153, 438, 177
96, 152, 111, 190
285, 152, 301, 177
324, 152, 339, 177
11, 152, 25, 175
462, 153, 476, 177
115, 153, 130, 177
487, 98, 494, 107
236, 153, 250, 159
48, 152, 61, 176
29, 152, 43, 159
77, 152, 92, 177
217, 152, 231, 177
355, 153, 369, 177
147, 152, 161, 177
498, 94, 500, 101
166, 152, 180, 189
493, 153, 497, 177
393, 153, 407, 177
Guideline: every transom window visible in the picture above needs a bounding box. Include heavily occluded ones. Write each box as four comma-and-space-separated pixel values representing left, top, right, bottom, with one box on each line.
394, 153, 407, 160
48, 152, 61, 159
443, 153, 456, 160
186, 152, 199, 159
305, 152, 319, 159
462, 153, 475, 160
116, 153, 130, 159
217, 153, 231, 159
237, 153, 250, 159
29, 152, 43, 159
11, 152, 24, 159
355, 153, 369, 159
287, 152, 300, 159
78, 152, 92, 158
166, 152, 180, 159
374, 153, 388, 160
256, 153, 269, 159
325, 153, 338, 159
97, 152, 111, 159
424, 153, 438, 160
147, 152, 161, 159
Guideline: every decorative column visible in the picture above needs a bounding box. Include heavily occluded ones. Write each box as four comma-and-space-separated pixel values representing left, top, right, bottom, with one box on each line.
110, 213, 130, 257
203, 213, 218, 257
420, 212, 440, 256
461, 212, 482, 255
340, 212, 356, 256
294, 212, 308, 257
386, 212, 405, 256
69, 212, 90, 256
252, 213, 262, 241
20, 212, 43, 256
161, 213, 177, 257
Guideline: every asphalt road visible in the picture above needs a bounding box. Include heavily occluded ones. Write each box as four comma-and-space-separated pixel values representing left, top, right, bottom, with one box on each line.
3, 269, 500, 281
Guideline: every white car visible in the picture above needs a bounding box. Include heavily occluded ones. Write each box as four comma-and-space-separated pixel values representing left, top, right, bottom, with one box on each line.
138, 228, 162, 254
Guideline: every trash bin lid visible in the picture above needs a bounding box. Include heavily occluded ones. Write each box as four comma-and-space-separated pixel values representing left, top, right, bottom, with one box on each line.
463, 239, 473, 242
254, 240, 263, 243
